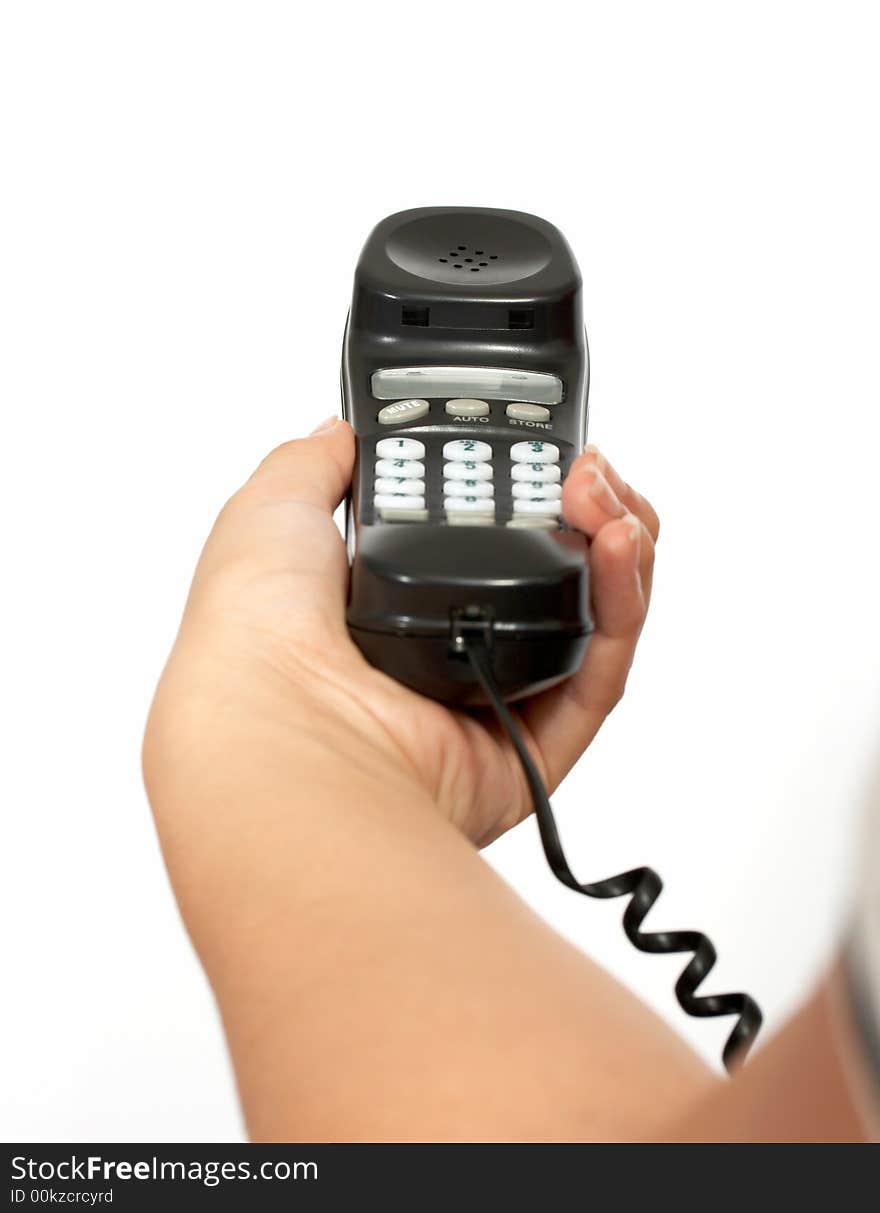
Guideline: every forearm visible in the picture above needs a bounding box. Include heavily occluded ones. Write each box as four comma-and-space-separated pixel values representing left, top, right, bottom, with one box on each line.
662, 969, 874, 1142
147, 690, 712, 1141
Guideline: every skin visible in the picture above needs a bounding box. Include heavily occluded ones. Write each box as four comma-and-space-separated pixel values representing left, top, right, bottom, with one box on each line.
143, 418, 875, 1141
664, 969, 875, 1142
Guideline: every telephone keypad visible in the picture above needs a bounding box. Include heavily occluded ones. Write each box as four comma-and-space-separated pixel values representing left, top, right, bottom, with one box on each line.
371, 413, 569, 528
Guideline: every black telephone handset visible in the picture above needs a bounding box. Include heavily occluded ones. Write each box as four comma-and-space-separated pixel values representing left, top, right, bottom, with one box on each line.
343, 207, 592, 704
340, 208, 763, 1071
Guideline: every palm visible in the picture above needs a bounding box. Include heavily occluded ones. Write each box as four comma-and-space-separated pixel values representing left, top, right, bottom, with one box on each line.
207, 426, 658, 847
346, 655, 548, 846
277, 511, 648, 848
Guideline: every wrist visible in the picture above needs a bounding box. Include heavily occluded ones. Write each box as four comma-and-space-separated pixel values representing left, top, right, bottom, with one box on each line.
144, 631, 422, 808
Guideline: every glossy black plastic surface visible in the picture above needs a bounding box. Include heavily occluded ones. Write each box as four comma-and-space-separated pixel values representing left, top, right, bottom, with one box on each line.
343, 207, 593, 704
349, 525, 590, 704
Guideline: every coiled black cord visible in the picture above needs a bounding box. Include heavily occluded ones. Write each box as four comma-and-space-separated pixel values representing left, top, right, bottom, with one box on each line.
464, 634, 763, 1072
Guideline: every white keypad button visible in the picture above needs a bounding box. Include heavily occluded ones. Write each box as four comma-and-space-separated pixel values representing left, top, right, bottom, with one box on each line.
375, 477, 425, 496
512, 481, 562, 500
507, 516, 558, 529
511, 462, 561, 483
375, 458, 425, 479
376, 437, 426, 460
442, 438, 492, 462
443, 479, 494, 499
374, 493, 426, 511
510, 440, 560, 464
444, 496, 495, 513
443, 460, 493, 482
448, 513, 495, 526
377, 398, 430, 425
513, 498, 563, 515
379, 507, 429, 523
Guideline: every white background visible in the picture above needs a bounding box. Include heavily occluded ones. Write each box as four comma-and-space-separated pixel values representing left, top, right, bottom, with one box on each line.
2, 1, 879, 1142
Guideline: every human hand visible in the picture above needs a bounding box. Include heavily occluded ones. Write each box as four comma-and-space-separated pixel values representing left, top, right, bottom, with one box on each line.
144, 418, 658, 852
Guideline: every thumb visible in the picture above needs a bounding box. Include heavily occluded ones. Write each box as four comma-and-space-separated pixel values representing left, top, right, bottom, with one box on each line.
190, 418, 356, 615
246, 417, 356, 514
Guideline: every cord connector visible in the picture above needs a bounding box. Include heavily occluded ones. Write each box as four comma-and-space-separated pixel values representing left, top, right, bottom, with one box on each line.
449, 606, 494, 657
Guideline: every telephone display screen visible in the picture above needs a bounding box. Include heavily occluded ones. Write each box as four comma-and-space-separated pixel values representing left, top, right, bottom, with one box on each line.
371, 366, 564, 405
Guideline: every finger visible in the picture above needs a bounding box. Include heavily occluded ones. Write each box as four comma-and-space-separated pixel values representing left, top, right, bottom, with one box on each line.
562, 454, 656, 608
590, 513, 647, 638
561, 460, 627, 537
571, 445, 660, 542
245, 417, 355, 514
519, 512, 652, 787
618, 506, 656, 611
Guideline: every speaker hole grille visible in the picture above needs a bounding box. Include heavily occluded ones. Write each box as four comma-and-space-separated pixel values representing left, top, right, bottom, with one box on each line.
437, 242, 500, 273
